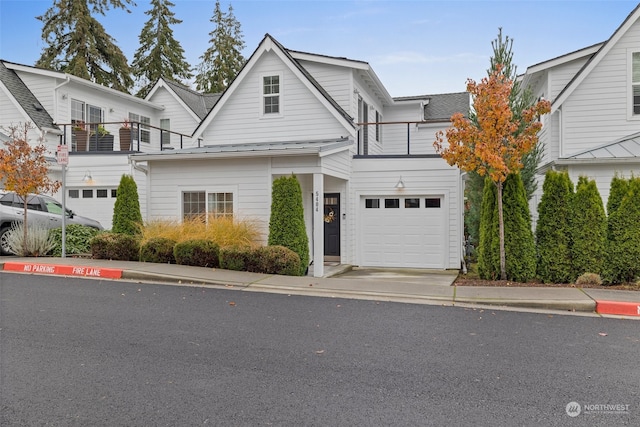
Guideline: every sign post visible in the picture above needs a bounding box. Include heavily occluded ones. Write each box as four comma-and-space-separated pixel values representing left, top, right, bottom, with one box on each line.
56, 144, 68, 258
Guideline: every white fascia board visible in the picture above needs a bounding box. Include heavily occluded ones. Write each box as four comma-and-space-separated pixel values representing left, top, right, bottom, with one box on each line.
0, 80, 43, 129
524, 43, 602, 75
130, 148, 324, 162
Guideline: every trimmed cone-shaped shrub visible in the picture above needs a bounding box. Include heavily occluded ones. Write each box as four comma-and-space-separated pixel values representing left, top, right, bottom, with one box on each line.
606, 174, 629, 217
268, 175, 309, 276
112, 175, 143, 236
536, 170, 574, 283
477, 178, 500, 280
90, 232, 140, 261
139, 237, 176, 264
604, 177, 640, 284
570, 176, 606, 279
502, 174, 536, 282
174, 239, 220, 268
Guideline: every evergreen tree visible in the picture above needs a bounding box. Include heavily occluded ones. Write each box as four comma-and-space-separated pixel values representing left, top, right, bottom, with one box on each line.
502, 174, 536, 282
268, 175, 309, 276
606, 174, 629, 217
604, 177, 640, 284
195, 0, 246, 93
464, 29, 543, 247
37, 0, 134, 92
112, 175, 142, 235
477, 178, 499, 279
535, 170, 574, 283
131, 0, 192, 98
570, 176, 606, 279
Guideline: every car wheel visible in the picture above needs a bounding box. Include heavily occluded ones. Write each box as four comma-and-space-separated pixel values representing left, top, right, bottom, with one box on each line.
0, 226, 14, 256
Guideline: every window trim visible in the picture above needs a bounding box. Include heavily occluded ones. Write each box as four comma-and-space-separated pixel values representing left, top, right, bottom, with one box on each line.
628, 48, 640, 120
260, 72, 283, 118
181, 188, 238, 221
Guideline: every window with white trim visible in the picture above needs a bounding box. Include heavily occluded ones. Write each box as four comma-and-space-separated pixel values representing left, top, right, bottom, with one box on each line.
129, 112, 151, 143
182, 191, 234, 221
633, 52, 640, 115
262, 74, 280, 115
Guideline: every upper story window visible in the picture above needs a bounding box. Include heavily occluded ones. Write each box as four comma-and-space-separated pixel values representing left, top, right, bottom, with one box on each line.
129, 112, 151, 143
632, 52, 640, 115
71, 99, 102, 129
262, 74, 281, 115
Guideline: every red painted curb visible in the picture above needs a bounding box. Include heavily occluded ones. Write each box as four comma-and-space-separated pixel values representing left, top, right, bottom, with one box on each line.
3, 262, 123, 279
596, 300, 640, 317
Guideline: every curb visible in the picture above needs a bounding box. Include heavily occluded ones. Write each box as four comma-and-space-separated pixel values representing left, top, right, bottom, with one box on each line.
596, 300, 640, 317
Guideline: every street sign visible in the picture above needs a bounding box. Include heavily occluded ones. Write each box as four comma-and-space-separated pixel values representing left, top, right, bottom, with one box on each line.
57, 144, 68, 165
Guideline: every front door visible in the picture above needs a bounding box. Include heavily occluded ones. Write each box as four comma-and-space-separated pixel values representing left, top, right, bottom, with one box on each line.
323, 193, 340, 260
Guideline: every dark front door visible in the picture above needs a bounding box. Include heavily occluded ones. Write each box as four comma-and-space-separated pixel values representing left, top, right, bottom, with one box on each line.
324, 193, 340, 258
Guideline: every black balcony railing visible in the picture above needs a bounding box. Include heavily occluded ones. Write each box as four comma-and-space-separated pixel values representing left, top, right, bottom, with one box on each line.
59, 121, 197, 153
355, 120, 441, 156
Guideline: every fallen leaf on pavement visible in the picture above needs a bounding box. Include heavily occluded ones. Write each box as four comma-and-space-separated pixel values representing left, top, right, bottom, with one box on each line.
315, 350, 325, 354
598, 332, 607, 336
229, 301, 236, 306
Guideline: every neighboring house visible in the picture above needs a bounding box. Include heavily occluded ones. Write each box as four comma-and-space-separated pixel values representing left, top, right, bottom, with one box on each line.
130, 34, 468, 276
522, 4, 640, 225
1, 35, 468, 275
0, 60, 204, 228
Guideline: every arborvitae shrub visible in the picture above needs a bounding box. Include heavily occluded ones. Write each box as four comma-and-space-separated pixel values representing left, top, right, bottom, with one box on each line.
219, 246, 252, 271
173, 239, 220, 268
477, 178, 499, 280
569, 176, 606, 279
604, 177, 640, 284
112, 175, 143, 236
502, 174, 536, 282
253, 245, 301, 276
139, 237, 176, 264
536, 170, 574, 283
606, 174, 629, 217
90, 232, 140, 261
268, 175, 309, 276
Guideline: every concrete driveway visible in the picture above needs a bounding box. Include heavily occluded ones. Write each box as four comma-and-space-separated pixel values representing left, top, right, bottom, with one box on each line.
333, 267, 458, 286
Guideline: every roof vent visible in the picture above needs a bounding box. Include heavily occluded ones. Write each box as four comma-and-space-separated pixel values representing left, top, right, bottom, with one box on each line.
33, 102, 44, 111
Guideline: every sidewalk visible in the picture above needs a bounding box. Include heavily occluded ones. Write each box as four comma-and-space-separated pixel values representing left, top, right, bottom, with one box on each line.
1, 257, 639, 318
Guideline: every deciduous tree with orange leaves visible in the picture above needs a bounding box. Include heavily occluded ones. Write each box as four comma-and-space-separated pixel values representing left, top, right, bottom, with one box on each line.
434, 65, 551, 280
0, 123, 61, 251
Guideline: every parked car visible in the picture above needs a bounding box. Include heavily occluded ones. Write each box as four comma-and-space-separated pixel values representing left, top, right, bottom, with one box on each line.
0, 191, 103, 255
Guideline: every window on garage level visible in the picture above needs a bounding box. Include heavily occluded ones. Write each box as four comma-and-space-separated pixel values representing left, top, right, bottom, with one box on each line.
385, 198, 400, 208
405, 198, 420, 208
365, 198, 380, 208
425, 198, 441, 208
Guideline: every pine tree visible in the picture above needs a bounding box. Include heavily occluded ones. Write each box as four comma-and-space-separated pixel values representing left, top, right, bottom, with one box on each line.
535, 170, 574, 283
604, 177, 640, 284
195, 0, 246, 94
112, 175, 142, 236
131, 0, 192, 98
570, 176, 607, 279
36, 0, 134, 92
268, 175, 309, 276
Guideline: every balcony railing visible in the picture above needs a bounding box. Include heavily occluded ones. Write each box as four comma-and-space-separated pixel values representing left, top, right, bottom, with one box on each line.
59, 121, 198, 153
355, 120, 442, 156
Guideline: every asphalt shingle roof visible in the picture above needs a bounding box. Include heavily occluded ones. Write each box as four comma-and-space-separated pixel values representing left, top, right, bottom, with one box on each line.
163, 79, 221, 120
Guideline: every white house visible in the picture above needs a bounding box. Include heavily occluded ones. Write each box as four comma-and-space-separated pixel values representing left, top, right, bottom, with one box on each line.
521, 4, 640, 223
1, 34, 468, 276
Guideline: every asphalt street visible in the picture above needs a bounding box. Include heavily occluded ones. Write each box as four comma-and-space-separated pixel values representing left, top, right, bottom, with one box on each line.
1, 274, 638, 426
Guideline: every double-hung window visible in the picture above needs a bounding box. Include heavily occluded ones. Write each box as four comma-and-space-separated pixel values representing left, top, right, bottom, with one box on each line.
633, 52, 640, 115
129, 112, 151, 143
183, 191, 234, 221
262, 74, 281, 115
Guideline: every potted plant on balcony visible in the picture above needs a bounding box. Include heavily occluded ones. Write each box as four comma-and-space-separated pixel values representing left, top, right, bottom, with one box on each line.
72, 121, 89, 152
119, 119, 132, 151
89, 125, 114, 151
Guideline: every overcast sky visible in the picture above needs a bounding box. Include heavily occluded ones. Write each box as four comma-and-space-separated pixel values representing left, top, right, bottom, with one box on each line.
1, 0, 638, 97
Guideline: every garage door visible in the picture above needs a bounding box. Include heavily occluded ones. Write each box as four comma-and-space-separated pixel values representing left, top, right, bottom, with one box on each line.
360, 196, 445, 268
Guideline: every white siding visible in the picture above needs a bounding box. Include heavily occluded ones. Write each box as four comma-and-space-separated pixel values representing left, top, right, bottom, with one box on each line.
548, 58, 590, 100
201, 51, 348, 145
296, 60, 352, 113
561, 20, 640, 156
147, 86, 201, 149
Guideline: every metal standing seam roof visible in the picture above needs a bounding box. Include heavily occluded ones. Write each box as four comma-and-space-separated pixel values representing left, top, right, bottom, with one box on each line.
0, 60, 57, 131
163, 79, 221, 120
131, 138, 353, 159
565, 132, 640, 159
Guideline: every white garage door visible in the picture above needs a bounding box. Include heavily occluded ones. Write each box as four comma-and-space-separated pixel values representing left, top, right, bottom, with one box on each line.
360, 196, 445, 268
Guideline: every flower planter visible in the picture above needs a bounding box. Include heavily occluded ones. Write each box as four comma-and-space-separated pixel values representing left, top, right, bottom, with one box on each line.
119, 128, 132, 151
72, 130, 89, 152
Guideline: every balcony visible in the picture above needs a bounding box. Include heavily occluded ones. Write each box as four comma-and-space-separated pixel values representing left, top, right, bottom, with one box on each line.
60, 121, 198, 153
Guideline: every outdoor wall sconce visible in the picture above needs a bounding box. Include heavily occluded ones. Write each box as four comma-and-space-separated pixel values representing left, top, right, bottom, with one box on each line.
395, 176, 405, 189
82, 170, 94, 185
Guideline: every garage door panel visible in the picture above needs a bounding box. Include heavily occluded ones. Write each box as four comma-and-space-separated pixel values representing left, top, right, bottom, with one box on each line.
360, 195, 445, 269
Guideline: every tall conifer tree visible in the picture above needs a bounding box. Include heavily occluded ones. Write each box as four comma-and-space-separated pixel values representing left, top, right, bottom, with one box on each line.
37, 0, 134, 92
570, 176, 606, 278
195, 0, 246, 93
131, 0, 192, 98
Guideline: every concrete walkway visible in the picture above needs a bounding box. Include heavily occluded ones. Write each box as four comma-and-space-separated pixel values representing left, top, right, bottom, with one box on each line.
1, 257, 639, 318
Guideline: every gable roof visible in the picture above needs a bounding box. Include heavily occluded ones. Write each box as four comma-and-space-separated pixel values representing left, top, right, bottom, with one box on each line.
549, 3, 640, 113
191, 34, 356, 140
0, 60, 58, 132
147, 78, 221, 120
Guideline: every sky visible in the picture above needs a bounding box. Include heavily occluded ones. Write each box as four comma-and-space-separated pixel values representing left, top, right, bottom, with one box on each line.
0, 0, 638, 97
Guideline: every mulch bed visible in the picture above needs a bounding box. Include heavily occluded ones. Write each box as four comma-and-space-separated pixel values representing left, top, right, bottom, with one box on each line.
454, 276, 640, 291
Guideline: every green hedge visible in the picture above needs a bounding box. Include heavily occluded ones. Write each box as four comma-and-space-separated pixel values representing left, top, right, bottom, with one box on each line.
174, 239, 220, 268
570, 176, 606, 279
90, 232, 141, 261
139, 237, 176, 264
